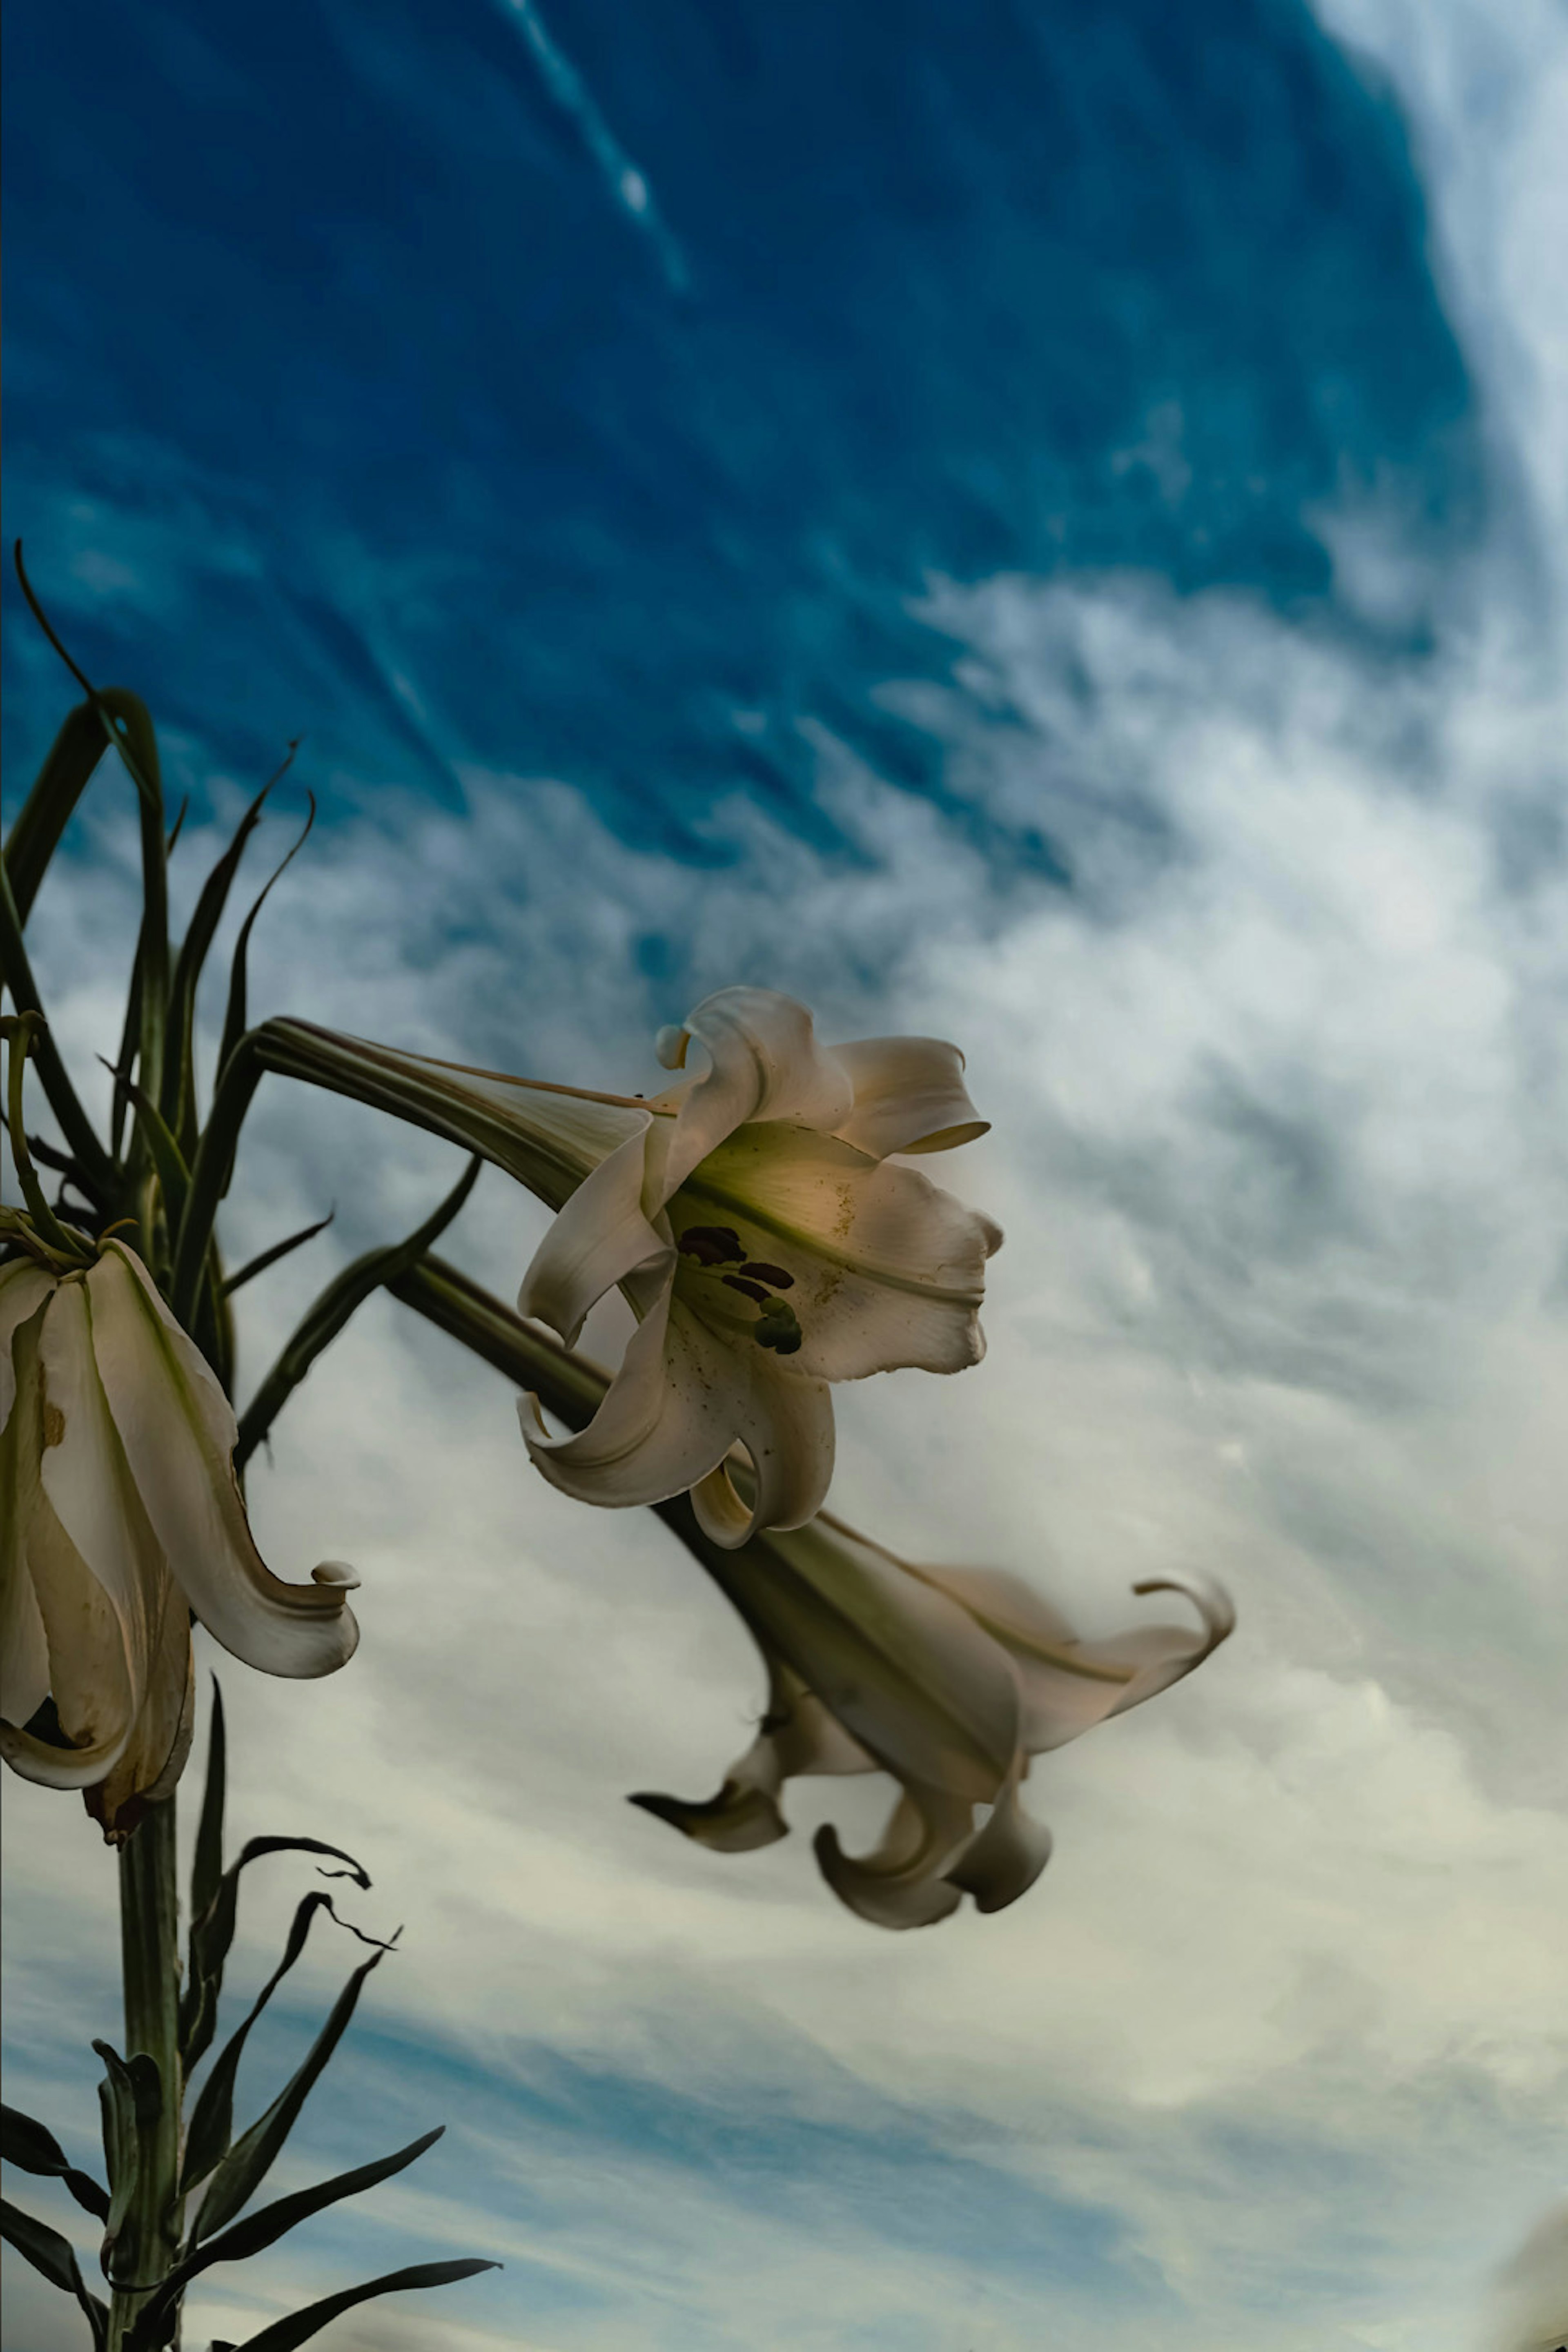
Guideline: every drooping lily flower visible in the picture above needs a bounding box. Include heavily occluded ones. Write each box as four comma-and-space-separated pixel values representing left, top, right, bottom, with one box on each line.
0, 1243, 359, 1837
634, 1508, 1234, 1929
263, 988, 1001, 1546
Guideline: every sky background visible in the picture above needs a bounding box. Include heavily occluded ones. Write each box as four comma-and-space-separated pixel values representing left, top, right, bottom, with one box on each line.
2, 0, 1567, 2348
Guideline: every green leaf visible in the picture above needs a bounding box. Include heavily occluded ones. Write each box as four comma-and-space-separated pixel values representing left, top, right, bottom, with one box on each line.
0, 2107, 110, 2211
0, 2101, 110, 2221
92, 2041, 142, 2271
102, 1060, 191, 1230
160, 750, 298, 1151
1, 699, 112, 926
181, 1893, 395, 2194
170, 1033, 267, 1325
234, 1157, 481, 1470
127, 2129, 446, 2352
229, 2257, 501, 2351
0, 863, 118, 1202
190, 1944, 395, 2244
0, 2195, 109, 2348
222, 1211, 334, 1297
190, 1681, 228, 1951
180, 1834, 371, 2078
216, 794, 316, 1084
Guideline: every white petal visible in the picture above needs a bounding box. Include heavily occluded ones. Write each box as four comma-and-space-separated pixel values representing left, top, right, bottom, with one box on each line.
918, 1563, 1234, 1753
688, 1355, 834, 1548
517, 1123, 666, 1347
813, 1786, 971, 1929
725, 1513, 1019, 1794
520, 1279, 736, 1509
0, 1489, 144, 1787
0, 1259, 56, 1433
0, 1294, 141, 1784
830, 1036, 990, 1158
942, 1771, 1054, 1914
85, 1581, 196, 1835
630, 1662, 869, 1855
85, 1245, 359, 1677
679, 1124, 1001, 1379
658, 989, 855, 1200
0, 1297, 51, 1729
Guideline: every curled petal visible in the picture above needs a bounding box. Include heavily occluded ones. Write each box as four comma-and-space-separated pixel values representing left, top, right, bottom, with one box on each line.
943, 1773, 1055, 1914
830, 1036, 990, 1159
658, 989, 855, 1200
518, 1120, 666, 1347
524, 1288, 835, 1545
84, 1244, 358, 1677
813, 1787, 971, 1931
633, 1662, 878, 1854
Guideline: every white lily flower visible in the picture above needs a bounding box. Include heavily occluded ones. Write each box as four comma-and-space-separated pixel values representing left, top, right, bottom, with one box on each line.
0, 1243, 359, 1835
268, 987, 1000, 1547
517, 988, 1001, 1546
635, 1508, 1234, 1929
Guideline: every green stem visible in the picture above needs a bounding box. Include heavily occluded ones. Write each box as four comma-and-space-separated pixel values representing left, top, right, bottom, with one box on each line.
111, 1797, 185, 2352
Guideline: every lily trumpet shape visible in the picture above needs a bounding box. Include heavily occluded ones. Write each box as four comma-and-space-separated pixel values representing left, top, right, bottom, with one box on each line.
636, 1509, 1235, 1929
263, 987, 1001, 1546
0, 1242, 359, 1836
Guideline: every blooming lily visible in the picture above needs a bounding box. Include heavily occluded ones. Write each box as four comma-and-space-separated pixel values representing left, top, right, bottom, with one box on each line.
262, 987, 1001, 1546
0, 1242, 359, 1836
635, 1507, 1234, 1928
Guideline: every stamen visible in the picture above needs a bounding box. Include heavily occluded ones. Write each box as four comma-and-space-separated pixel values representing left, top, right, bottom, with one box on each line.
722, 1274, 772, 1304
739, 1261, 793, 1288
678, 1225, 746, 1265
754, 1298, 803, 1356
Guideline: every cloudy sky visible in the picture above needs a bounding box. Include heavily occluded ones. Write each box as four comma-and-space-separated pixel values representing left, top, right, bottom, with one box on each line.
3, 0, 1566, 2346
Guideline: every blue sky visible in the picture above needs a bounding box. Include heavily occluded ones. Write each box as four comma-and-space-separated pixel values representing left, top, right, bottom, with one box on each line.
4, 1, 1568, 2348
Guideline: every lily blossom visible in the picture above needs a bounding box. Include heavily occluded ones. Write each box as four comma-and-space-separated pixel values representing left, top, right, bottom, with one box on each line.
0, 1243, 359, 1836
265, 989, 1001, 1547
635, 1508, 1234, 1928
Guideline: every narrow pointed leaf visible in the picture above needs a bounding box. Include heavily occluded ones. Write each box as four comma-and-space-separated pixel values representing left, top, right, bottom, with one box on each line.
0, 2103, 110, 2221
92, 2042, 141, 2265
1, 699, 111, 925
182, 1894, 396, 2193
104, 1060, 191, 1228
223, 1212, 334, 1297
129, 2129, 445, 2350
180, 1833, 370, 2077
0, 865, 117, 1199
230, 2257, 501, 2351
0, 2196, 109, 2347
234, 1157, 481, 1470
190, 1682, 228, 1943
160, 752, 296, 1144
191, 1947, 394, 2244
216, 794, 315, 1083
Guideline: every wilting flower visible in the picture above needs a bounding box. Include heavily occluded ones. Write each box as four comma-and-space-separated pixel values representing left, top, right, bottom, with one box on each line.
0, 1242, 359, 1836
635, 1507, 1234, 1928
265, 987, 1000, 1546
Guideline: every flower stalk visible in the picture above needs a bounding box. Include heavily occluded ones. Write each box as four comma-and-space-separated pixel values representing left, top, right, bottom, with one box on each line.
111, 1796, 184, 2351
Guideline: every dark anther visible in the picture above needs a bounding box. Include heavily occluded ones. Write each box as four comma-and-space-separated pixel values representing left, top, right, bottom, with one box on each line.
754, 1299, 804, 1356
722, 1274, 772, 1304
677, 1225, 746, 1265
739, 1261, 793, 1288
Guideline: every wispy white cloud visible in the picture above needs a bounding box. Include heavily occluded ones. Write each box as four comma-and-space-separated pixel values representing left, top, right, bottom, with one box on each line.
6, 0, 1568, 2344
